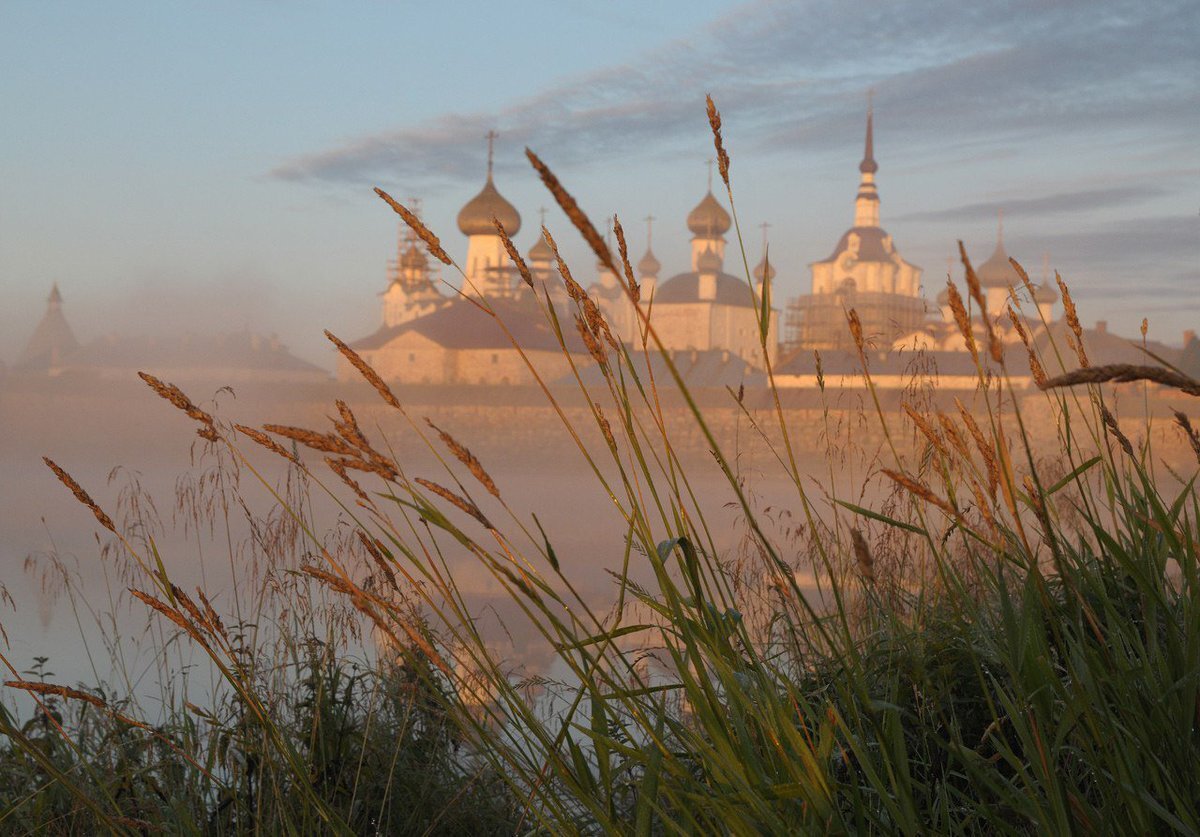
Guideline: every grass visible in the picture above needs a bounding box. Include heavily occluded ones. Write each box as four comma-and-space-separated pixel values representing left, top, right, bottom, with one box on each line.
3, 105, 1200, 834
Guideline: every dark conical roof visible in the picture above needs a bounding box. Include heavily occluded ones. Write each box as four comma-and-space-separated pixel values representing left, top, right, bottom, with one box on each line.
976, 240, 1021, 288
860, 107, 878, 175
753, 255, 776, 282
1034, 281, 1058, 304
457, 175, 521, 237
638, 247, 661, 278
528, 234, 553, 263
687, 191, 731, 237
17, 284, 80, 369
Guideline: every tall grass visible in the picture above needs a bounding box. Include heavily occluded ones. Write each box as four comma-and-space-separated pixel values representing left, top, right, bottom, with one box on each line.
3, 104, 1200, 834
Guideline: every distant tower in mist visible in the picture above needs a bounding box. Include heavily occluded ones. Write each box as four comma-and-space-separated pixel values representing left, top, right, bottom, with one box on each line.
16, 284, 80, 372
784, 98, 924, 352
381, 202, 447, 328
457, 130, 521, 298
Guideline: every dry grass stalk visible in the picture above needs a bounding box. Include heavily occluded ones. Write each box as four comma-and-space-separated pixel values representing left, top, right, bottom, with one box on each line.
881, 468, 956, 516
594, 402, 616, 450
936, 412, 973, 463
1022, 475, 1051, 531
196, 588, 228, 640
129, 588, 205, 642
1041, 364, 1200, 397
170, 584, 208, 632
582, 295, 618, 350
944, 281, 978, 360
414, 477, 494, 530
332, 401, 399, 479
575, 314, 608, 365
5, 679, 106, 709
965, 473, 1000, 536
850, 528, 875, 584
325, 458, 370, 502
525, 148, 618, 276
138, 372, 218, 441
542, 226, 586, 302
1141, 318, 1149, 341
325, 330, 405, 412
358, 531, 398, 589
374, 188, 452, 265
1100, 404, 1135, 457
1007, 306, 1030, 347
955, 399, 1000, 499
42, 457, 116, 533
263, 424, 357, 457
612, 214, 641, 304
425, 418, 500, 499
1173, 411, 1200, 464
903, 403, 946, 457
959, 241, 1002, 363
1056, 272, 1089, 367
233, 424, 298, 463
705, 94, 730, 189
1026, 348, 1049, 388
1009, 256, 1036, 299
494, 217, 534, 289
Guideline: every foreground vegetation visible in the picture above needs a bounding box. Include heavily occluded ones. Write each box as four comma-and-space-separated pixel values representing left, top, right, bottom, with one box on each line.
3, 103, 1200, 834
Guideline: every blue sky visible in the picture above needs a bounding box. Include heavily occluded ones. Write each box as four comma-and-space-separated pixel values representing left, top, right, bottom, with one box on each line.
1, 0, 1196, 367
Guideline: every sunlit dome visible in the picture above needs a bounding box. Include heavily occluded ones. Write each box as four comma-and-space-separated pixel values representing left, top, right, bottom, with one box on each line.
457, 176, 521, 237
638, 248, 661, 277
686, 191, 731, 237
976, 240, 1021, 288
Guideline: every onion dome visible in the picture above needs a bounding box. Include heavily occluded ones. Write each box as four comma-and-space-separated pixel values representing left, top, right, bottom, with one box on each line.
400, 243, 427, 270
638, 247, 661, 278
527, 234, 553, 264
1034, 281, 1058, 304
457, 175, 521, 237
976, 240, 1021, 288
753, 255, 776, 283
697, 246, 721, 274
687, 191, 731, 238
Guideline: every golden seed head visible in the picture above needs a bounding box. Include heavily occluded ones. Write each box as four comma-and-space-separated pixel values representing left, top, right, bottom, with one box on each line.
706, 94, 731, 189
325, 330, 405, 412
525, 147, 619, 277
375, 188, 453, 265
42, 457, 116, 533
494, 217, 534, 289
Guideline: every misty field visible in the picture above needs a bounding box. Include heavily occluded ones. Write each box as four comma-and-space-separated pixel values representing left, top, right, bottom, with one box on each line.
3, 123, 1200, 835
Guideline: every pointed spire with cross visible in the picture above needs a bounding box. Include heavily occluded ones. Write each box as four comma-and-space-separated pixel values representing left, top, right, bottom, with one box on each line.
644, 214, 655, 248
860, 89, 878, 175
485, 129, 498, 179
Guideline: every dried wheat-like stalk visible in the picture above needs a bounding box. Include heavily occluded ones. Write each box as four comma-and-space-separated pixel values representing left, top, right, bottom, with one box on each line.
494, 217, 534, 289
1009, 256, 1036, 299
594, 401, 616, 450
1007, 306, 1029, 347
1099, 404, 1135, 457
525, 148, 618, 276
325, 330, 405, 412
1173, 411, 1200, 464
541, 226, 585, 302
1056, 272, 1089, 367
936, 412, 972, 464
850, 528, 875, 584
706, 94, 730, 189
5, 679, 106, 709
1041, 364, 1200, 397
944, 281, 978, 360
882, 468, 956, 516
414, 477, 493, 530
575, 314, 607, 365
903, 403, 946, 457
425, 418, 500, 498
129, 588, 204, 641
234, 424, 298, 463
959, 241, 1002, 363
375, 188, 452, 265
358, 531, 398, 590
196, 588, 228, 640
263, 424, 357, 457
138, 372, 218, 441
955, 399, 999, 499
42, 457, 116, 533
325, 457, 370, 502
612, 214, 640, 303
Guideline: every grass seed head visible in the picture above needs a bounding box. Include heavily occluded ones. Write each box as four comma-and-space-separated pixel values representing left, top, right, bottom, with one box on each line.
705, 94, 731, 189
425, 418, 500, 499
525, 148, 618, 277
494, 217, 534, 289
42, 457, 116, 533
1056, 272, 1089, 367
325, 330, 405, 412
375, 188, 453, 265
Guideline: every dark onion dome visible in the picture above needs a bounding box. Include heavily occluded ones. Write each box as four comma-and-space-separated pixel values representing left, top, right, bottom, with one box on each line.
637, 247, 661, 277
976, 240, 1021, 288
400, 243, 428, 270
527, 234, 553, 263
753, 255, 776, 282
696, 246, 722, 274
687, 191, 731, 237
1034, 280, 1058, 304
655, 270, 757, 308
457, 176, 521, 237
815, 226, 897, 264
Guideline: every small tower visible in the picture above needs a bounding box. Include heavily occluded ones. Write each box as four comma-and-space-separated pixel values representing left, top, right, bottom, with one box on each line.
854, 97, 880, 229
382, 200, 445, 327
1033, 252, 1058, 323
637, 215, 661, 301
457, 130, 521, 298
17, 284, 80, 372
974, 211, 1023, 319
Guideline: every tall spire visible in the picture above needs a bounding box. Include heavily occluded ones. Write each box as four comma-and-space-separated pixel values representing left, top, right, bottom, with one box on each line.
997, 208, 1005, 247
485, 129, 497, 180
859, 89, 878, 175
645, 214, 655, 248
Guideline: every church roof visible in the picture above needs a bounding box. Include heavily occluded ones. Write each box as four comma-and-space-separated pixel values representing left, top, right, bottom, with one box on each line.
457, 175, 521, 237
976, 240, 1021, 288
654, 270, 757, 308
814, 226, 897, 264
1034, 281, 1058, 304
351, 296, 586, 353
686, 191, 731, 237
16, 284, 80, 369
528, 234, 554, 263
400, 243, 428, 270
637, 247, 661, 278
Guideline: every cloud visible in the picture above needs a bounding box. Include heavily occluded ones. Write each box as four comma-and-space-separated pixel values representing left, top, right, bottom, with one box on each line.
268, 0, 1200, 189
897, 186, 1167, 222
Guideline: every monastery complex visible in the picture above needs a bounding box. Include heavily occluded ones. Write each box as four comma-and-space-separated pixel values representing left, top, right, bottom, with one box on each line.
5, 108, 1198, 392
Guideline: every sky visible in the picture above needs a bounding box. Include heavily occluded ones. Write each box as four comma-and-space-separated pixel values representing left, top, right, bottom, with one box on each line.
1, 0, 1197, 369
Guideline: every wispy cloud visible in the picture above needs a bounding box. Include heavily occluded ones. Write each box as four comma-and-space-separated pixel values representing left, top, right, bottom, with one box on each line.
898, 186, 1167, 223
269, 0, 1200, 188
